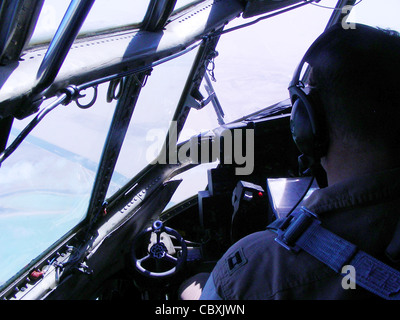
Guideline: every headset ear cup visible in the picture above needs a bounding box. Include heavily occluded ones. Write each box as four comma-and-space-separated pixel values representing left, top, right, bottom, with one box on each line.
290, 98, 316, 158
289, 86, 328, 160
288, 25, 347, 163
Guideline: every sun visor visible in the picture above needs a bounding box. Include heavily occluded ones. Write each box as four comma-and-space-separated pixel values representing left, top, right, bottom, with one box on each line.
242, 0, 304, 18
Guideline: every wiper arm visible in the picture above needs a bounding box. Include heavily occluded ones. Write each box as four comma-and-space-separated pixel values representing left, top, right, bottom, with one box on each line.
188, 72, 225, 125
203, 72, 225, 125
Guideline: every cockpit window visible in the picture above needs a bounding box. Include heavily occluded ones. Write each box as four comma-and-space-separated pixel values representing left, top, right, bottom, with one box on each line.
107, 47, 200, 197
0, 87, 117, 287
0, 0, 202, 290
204, 3, 335, 123
346, 0, 400, 32
29, 0, 151, 47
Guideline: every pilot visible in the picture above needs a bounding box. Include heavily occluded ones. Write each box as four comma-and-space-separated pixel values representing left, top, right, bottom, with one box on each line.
181, 23, 400, 300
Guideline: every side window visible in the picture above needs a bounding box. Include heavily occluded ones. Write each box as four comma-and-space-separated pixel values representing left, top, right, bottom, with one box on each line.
107, 47, 199, 197
209, 3, 334, 122
346, 0, 400, 32
0, 83, 116, 287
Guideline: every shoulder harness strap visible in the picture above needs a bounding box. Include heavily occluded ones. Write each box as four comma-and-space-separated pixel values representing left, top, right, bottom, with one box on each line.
268, 207, 400, 300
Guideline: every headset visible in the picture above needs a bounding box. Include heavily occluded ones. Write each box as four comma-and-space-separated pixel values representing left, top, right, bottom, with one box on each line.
288, 23, 378, 170
287, 23, 358, 188
287, 25, 344, 166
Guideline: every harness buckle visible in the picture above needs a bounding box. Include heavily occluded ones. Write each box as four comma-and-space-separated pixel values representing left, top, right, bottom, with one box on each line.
274, 206, 320, 252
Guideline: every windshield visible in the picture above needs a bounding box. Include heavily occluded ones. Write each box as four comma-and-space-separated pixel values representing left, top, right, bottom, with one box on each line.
179, 2, 338, 143
107, 47, 200, 197
1, 0, 201, 288
0, 86, 117, 286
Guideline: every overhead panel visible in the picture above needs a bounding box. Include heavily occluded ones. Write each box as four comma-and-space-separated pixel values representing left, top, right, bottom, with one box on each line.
0, 0, 244, 120
242, 0, 305, 18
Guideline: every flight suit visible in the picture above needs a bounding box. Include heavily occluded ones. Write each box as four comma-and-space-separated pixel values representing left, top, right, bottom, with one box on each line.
202, 167, 400, 299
